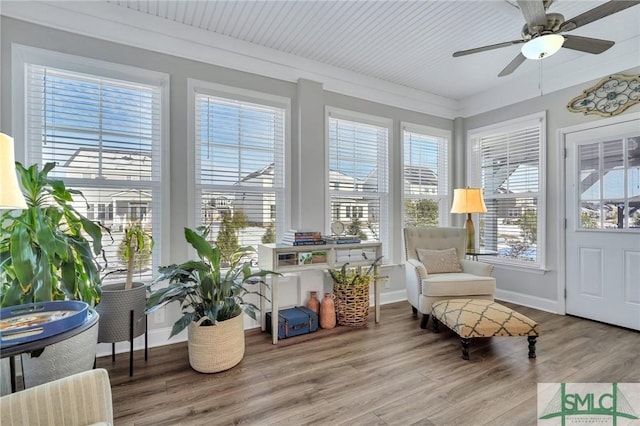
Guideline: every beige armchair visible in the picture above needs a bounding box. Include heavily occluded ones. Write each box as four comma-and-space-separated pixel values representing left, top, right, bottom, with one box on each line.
0, 368, 113, 426
404, 227, 496, 328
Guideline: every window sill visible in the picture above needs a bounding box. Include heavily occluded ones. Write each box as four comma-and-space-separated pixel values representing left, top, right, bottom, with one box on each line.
485, 259, 548, 275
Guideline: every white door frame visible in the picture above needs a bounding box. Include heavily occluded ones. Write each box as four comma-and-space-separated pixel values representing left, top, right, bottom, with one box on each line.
556, 111, 640, 316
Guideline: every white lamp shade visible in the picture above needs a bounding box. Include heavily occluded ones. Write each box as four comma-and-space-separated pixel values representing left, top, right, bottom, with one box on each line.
521, 34, 565, 60
450, 188, 487, 214
0, 133, 28, 209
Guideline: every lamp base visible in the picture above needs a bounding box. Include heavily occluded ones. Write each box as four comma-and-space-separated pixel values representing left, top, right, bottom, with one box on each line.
465, 213, 475, 252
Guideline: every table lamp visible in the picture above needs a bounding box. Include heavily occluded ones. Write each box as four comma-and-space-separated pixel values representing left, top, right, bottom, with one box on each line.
451, 187, 486, 252
0, 133, 28, 209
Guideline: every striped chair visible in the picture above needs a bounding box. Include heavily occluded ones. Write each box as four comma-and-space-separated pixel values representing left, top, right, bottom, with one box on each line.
0, 368, 113, 426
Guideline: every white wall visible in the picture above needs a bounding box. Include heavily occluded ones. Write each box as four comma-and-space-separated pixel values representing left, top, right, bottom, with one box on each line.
0, 16, 449, 353
2, 14, 638, 353
463, 66, 640, 312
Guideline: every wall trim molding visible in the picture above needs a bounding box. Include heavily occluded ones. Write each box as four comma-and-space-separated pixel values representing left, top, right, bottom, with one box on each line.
1, 1, 459, 119
98, 289, 408, 356
495, 289, 560, 314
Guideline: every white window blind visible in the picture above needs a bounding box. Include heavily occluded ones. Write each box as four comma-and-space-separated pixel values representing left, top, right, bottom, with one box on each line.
403, 125, 449, 227
195, 93, 285, 254
328, 114, 388, 246
469, 116, 543, 266
25, 63, 164, 283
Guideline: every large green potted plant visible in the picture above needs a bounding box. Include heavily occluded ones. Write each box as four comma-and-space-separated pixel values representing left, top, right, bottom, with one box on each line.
0, 162, 105, 387
146, 226, 276, 373
97, 221, 153, 345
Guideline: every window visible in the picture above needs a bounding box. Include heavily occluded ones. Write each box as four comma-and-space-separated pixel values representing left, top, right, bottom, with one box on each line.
577, 136, 640, 229
328, 109, 389, 248
402, 124, 450, 227
468, 112, 545, 267
21, 50, 167, 283
193, 85, 286, 258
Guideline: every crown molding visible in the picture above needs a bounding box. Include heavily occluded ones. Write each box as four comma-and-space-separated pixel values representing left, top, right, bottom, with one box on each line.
1, 1, 460, 119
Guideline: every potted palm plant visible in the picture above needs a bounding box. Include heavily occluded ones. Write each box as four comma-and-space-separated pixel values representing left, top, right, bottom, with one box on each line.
0, 162, 105, 387
96, 221, 153, 347
146, 226, 276, 373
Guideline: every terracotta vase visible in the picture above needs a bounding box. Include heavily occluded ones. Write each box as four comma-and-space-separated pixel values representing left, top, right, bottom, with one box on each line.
320, 293, 336, 329
306, 291, 320, 316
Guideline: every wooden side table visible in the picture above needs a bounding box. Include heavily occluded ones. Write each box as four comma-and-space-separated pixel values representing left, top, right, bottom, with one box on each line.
466, 249, 498, 261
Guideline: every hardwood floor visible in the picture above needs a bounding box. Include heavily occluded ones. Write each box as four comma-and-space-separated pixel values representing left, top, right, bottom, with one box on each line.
97, 301, 640, 426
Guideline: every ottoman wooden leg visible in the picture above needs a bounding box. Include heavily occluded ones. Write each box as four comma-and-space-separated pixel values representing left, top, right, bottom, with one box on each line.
528, 336, 537, 359
411, 306, 418, 316
420, 314, 430, 329
432, 317, 440, 333
461, 338, 470, 360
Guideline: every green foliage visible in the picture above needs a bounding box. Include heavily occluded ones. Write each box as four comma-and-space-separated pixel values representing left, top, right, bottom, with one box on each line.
261, 222, 275, 244
115, 221, 154, 289
216, 212, 239, 266
515, 208, 537, 245
404, 199, 439, 227
0, 162, 105, 307
346, 217, 368, 240
328, 256, 383, 288
581, 212, 599, 229
146, 226, 278, 337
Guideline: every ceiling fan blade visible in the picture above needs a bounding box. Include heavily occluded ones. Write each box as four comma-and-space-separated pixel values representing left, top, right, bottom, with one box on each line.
453, 40, 525, 57
498, 53, 527, 77
517, 0, 548, 32
562, 35, 615, 54
560, 0, 640, 32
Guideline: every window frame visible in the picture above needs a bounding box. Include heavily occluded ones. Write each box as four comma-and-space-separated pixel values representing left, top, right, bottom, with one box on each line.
187, 79, 290, 245
12, 44, 171, 277
467, 111, 547, 270
401, 122, 451, 229
325, 106, 392, 261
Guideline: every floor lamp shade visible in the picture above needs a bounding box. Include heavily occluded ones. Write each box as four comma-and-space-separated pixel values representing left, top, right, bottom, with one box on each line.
0, 133, 28, 209
451, 188, 487, 252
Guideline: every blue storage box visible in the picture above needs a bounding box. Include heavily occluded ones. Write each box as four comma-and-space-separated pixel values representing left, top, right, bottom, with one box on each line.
266, 306, 318, 339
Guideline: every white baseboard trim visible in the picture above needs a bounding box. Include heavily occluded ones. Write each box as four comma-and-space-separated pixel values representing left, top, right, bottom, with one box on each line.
96, 327, 187, 358
495, 289, 561, 314
373, 289, 408, 306
98, 290, 410, 356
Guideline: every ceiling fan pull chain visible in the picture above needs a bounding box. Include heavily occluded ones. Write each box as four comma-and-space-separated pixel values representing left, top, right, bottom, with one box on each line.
538, 60, 543, 97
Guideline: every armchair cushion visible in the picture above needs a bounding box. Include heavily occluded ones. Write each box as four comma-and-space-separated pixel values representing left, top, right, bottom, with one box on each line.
422, 273, 496, 297
417, 248, 462, 273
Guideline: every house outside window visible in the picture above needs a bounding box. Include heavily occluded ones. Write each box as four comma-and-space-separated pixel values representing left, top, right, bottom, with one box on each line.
327, 108, 390, 250
18, 47, 167, 283
402, 123, 450, 228
192, 81, 287, 259
468, 112, 546, 268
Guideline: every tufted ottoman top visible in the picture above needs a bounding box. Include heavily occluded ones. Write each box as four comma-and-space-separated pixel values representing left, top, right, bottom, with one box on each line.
431, 299, 540, 338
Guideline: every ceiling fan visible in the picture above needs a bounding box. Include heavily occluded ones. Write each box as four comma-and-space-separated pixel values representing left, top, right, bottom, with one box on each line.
453, 0, 640, 77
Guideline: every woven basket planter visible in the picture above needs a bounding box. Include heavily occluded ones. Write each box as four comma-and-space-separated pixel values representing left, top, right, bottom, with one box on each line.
188, 312, 245, 373
334, 279, 371, 327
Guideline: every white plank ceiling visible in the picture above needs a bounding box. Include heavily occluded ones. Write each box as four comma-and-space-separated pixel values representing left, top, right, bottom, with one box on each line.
100, 0, 640, 102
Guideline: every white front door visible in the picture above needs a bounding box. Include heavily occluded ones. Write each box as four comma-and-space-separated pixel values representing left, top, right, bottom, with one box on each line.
565, 116, 640, 331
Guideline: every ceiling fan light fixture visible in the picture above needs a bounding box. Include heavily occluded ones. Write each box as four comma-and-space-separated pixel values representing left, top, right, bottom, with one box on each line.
521, 34, 565, 60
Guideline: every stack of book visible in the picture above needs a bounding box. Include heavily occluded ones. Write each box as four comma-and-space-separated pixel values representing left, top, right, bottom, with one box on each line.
324, 235, 362, 244
281, 231, 325, 246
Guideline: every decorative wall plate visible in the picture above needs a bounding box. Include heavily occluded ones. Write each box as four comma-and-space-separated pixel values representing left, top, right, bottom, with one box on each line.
567, 74, 640, 117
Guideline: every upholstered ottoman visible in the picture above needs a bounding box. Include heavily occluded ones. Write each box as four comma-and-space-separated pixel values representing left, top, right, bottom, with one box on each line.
431, 299, 539, 360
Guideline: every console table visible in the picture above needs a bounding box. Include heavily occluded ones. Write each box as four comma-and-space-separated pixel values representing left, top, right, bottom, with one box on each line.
258, 242, 382, 345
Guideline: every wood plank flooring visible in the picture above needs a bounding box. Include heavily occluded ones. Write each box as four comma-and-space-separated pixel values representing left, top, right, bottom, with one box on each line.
97, 301, 640, 426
